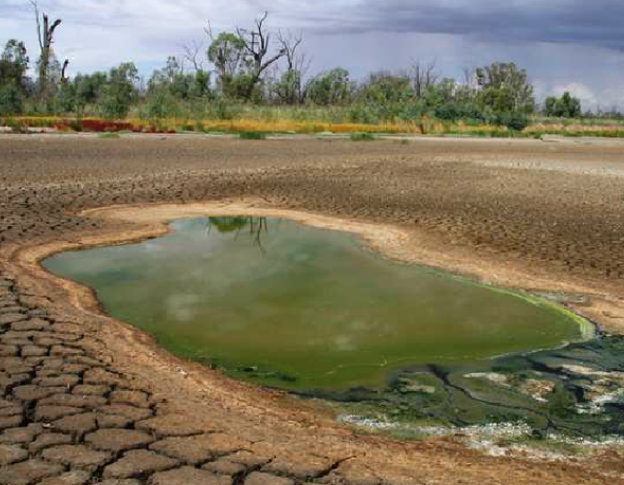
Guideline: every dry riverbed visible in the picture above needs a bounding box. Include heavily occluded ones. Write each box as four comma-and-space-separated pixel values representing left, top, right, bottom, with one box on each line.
0, 134, 623, 484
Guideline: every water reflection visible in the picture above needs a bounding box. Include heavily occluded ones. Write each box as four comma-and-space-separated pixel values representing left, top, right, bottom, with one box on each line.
207, 217, 269, 253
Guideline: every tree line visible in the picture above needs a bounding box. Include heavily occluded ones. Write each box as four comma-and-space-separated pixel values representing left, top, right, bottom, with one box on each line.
1, 7, 615, 129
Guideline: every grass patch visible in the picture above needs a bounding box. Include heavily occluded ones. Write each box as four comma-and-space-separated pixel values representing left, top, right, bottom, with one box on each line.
5, 115, 624, 139
98, 133, 121, 139
350, 132, 377, 141
239, 131, 267, 140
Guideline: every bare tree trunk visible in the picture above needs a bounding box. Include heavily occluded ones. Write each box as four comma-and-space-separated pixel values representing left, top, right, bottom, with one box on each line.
410, 60, 439, 98
182, 40, 205, 72
237, 12, 286, 100
277, 30, 309, 104
61, 59, 69, 84
31, 0, 62, 102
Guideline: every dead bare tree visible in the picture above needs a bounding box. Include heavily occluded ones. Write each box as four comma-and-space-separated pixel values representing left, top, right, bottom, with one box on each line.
182, 39, 205, 72
236, 12, 286, 99
277, 30, 303, 72
276, 30, 310, 104
410, 59, 439, 98
30, 0, 62, 100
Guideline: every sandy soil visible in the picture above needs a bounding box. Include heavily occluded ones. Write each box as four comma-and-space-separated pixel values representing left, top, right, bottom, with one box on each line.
1, 134, 624, 484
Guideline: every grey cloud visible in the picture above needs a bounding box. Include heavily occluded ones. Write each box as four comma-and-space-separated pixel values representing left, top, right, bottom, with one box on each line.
280, 0, 624, 51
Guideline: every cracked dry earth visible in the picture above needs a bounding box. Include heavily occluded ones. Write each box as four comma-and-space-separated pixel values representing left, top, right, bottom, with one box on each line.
1, 135, 624, 485
0, 273, 371, 485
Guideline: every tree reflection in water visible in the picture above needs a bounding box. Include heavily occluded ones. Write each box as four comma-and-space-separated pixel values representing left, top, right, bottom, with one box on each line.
207, 217, 270, 253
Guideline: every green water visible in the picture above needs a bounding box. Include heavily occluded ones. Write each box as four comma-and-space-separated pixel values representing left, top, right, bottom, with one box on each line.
43, 217, 584, 391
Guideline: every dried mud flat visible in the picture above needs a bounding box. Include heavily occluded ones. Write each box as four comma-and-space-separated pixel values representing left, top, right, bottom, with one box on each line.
0, 134, 624, 485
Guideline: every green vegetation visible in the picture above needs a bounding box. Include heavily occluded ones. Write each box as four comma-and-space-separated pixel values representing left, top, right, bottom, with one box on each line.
239, 131, 266, 140
0, 39, 29, 115
98, 132, 121, 139
545, 92, 582, 118
1, 9, 622, 135
350, 132, 376, 141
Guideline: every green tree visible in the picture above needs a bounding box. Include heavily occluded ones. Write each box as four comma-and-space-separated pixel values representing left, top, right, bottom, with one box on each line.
422, 78, 457, 108
52, 71, 107, 116
493, 111, 530, 132
189, 70, 212, 99
75, 72, 107, 105
100, 63, 139, 120
306, 68, 353, 105
544, 91, 582, 118
148, 56, 212, 102
54, 80, 75, 113
476, 62, 535, 113
0, 40, 30, 90
0, 83, 24, 115
360, 72, 414, 104
208, 32, 247, 95
0, 39, 30, 115
146, 89, 181, 120
273, 68, 302, 105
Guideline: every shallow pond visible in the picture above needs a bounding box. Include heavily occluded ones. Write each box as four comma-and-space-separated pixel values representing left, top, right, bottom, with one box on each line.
44, 217, 585, 390
44, 217, 624, 438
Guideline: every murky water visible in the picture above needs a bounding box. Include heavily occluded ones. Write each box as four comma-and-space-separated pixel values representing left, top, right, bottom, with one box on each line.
43, 217, 585, 392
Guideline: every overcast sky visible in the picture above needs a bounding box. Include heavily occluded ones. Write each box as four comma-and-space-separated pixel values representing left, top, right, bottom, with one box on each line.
1, 0, 623, 109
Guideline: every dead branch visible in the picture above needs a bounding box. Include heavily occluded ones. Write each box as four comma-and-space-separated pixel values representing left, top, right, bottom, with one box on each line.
182, 40, 205, 72
61, 59, 69, 82
277, 30, 303, 71
411, 59, 439, 97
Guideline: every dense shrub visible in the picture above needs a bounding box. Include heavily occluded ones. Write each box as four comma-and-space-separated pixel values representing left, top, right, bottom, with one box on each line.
100, 63, 138, 120
435, 103, 487, 123
146, 89, 183, 120
0, 82, 24, 116
239, 131, 266, 140
493, 111, 530, 132
205, 98, 243, 120
307, 68, 353, 106
544, 92, 582, 118
397, 101, 426, 121
350, 132, 376, 141
348, 103, 381, 124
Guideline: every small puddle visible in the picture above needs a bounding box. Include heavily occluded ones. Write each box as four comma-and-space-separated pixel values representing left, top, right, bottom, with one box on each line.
43, 217, 624, 438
